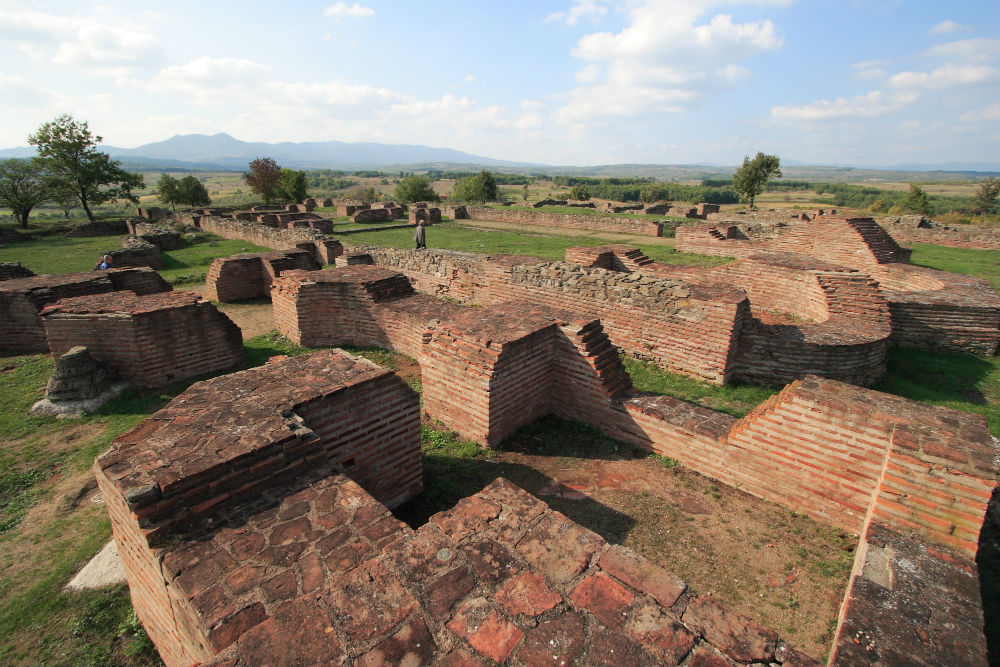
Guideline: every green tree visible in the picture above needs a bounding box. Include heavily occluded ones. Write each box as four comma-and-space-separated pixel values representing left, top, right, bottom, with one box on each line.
244, 157, 282, 204
972, 177, 1000, 216
522, 183, 530, 201
451, 170, 498, 203
28, 114, 143, 222
347, 185, 378, 204
178, 175, 211, 207
156, 174, 181, 210
0, 158, 49, 227
279, 168, 308, 202
569, 184, 590, 201
901, 183, 930, 215
869, 199, 885, 214
639, 183, 666, 203
395, 175, 439, 204
732, 152, 781, 208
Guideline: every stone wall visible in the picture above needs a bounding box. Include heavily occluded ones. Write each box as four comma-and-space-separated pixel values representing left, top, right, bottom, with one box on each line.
879, 215, 1000, 250
42, 290, 243, 388
66, 220, 129, 237
106, 236, 162, 269
467, 206, 665, 237
124, 221, 185, 250
192, 215, 343, 264
0, 261, 34, 281
205, 249, 320, 302
0, 268, 171, 353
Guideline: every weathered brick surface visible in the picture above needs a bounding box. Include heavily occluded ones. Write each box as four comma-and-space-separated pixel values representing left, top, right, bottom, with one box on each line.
831, 521, 988, 667
0, 268, 171, 353
41, 290, 243, 389
205, 249, 320, 302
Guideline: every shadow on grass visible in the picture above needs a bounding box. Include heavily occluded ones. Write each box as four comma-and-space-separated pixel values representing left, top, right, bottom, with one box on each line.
393, 416, 640, 545
977, 494, 1000, 667
874, 347, 999, 436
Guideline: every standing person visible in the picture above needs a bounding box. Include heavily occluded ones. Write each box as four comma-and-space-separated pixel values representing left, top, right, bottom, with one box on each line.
414, 219, 426, 249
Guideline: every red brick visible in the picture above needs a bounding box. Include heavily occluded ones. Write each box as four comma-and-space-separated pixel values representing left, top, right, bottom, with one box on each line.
683, 595, 778, 663
626, 600, 696, 664
581, 628, 657, 667
496, 571, 562, 617
599, 544, 687, 608
422, 567, 476, 621
570, 572, 634, 629
234, 599, 341, 666
514, 611, 586, 667
515, 512, 603, 584
357, 617, 435, 667
325, 557, 418, 642
446, 598, 523, 664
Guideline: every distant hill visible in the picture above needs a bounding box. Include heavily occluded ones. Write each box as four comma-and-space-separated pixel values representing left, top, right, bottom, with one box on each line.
1, 133, 997, 180
0, 133, 535, 171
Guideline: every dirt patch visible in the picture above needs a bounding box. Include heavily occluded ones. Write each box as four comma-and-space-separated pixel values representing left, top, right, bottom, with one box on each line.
183, 285, 276, 340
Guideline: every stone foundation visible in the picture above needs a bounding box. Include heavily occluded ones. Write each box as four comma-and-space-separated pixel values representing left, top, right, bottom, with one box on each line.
0, 268, 171, 353
191, 215, 343, 265
0, 261, 35, 281
468, 206, 665, 236
42, 290, 243, 388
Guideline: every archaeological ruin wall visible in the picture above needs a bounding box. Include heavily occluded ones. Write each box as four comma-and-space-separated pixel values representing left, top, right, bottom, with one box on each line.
205, 248, 320, 302
0, 268, 171, 353
466, 205, 666, 236
41, 290, 243, 389
180, 214, 344, 264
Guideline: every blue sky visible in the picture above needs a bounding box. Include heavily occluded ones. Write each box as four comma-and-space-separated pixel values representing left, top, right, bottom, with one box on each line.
1, 0, 998, 166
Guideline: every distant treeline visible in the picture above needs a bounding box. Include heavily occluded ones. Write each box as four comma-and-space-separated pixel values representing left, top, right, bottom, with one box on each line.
701, 178, 976, 215
549, 176, 739, 204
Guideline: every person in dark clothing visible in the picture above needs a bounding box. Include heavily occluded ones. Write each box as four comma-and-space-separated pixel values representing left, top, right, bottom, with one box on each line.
414, 220, 426, 249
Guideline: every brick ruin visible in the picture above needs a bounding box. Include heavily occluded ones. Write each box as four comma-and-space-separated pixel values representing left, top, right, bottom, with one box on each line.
42, 290, 243, 389
97, 338, 995, 665
675, 215, 1000, 355
205, 248, 320, 302
0, 268, 171, 353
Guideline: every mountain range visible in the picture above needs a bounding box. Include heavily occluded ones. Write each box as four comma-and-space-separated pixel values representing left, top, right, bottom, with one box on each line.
1, 132, 998, 176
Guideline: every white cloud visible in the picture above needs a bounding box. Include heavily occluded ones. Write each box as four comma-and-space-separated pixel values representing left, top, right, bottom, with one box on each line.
849, 60, 886, 80
464, 74, 475, 83
323, 3, 375, 18
554, 1, 785, 125
960, 102, 1000, 123
928, 20, 964, 35
770, 90, 919, 121
0, 8, 165, 74
0, 74, 63, 109
546, 0, 609, 26
887, 63, 1000, 90
926, 38, 1000, 62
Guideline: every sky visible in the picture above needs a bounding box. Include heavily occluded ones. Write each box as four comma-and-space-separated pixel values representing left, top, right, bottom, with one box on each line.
1, 0, 998, 167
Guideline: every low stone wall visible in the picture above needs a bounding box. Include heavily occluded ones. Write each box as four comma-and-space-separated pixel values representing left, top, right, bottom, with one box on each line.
205, 249, 320, 302
0, 261, 34, 281
191, 215, 343, 264
352, 208, 390, 223
106, 236, 162, 269
0, 268, 171, 353
125, 221, 185, 250
468, 206, 664, 237
67, 220, 129, 237
408, 207, 441, 224
879, 215, 1000, 250
42, 290, 243, 388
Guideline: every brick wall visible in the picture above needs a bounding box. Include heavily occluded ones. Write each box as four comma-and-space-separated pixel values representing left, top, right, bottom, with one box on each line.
467, 206, 665, 236
347, 248, 747, 384
0, 268, 171, 353
205, 249, 320, 302
880, 215, 1000, 250
94, 350, 422, 665
42, 291, 243, 388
